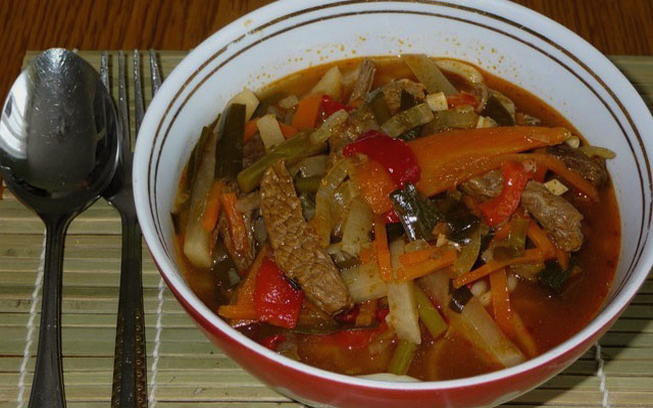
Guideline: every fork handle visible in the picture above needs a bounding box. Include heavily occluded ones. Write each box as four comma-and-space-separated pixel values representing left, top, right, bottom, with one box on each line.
111, 212, 147, 408
29, 213, 72, 408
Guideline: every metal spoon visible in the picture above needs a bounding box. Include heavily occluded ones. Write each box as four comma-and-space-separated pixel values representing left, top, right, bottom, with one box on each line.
0, 49, 119, 408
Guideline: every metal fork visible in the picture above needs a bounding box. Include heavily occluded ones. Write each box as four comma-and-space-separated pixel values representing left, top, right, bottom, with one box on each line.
100, 50, 147, 408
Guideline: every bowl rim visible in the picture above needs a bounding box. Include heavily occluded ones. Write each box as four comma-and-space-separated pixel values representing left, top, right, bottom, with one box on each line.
134, 0, 653, 390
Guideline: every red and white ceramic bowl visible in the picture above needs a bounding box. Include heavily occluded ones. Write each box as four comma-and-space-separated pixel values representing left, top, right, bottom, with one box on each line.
133, 1, 653, 406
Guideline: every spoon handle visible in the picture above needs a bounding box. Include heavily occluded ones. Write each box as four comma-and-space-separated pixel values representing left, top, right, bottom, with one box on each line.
111, 212, 147, 408
29, 214, 71, 408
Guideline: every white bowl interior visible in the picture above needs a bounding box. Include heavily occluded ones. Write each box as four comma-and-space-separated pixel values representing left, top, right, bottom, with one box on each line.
134, 0, 653, 391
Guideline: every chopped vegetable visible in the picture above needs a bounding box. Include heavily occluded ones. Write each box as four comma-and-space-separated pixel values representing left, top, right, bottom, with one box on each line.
256, 114, 286, 151
311, 158, 351, 246
390, 183, 444, 242
355, 300, 378, 327
388, 339, 418, 375
221, 192, 252, 260
565, 136, 580, 149
538, 260, 570, 293
341, 198, 374, 257
316, 326, 383, 350
492, 216, 530, 260
243, 119, 258, 143
413, 285, 447, 338
449, 285, 473, 313
543, 178, 569, 196
310, 66, 343, 100
420, 272, 526, 367
369, 89, 392, 124
215, 103, 246, 180
292, 94, 323, 130
279, 94, 299, 109
342, 262, 388, 302
343, 130, 421, 187
386, 240, 421, 344
183, 126, 218, 268
217, 247, 267, 321
409, 126, 570, 197
201, 181, 224, 232
237, 131, 325, 193
511, 309, 538, 357
310, 109, 349, 144
374, 215, 394, 282
578, 145, 616, 159
396, 249, 457, 281
482, 94, 515, 126
402, 54, 457, 95
295, 155, 328, 178
254, 257, 304, 328
381, 103, 434, 138
348, 59, 376, 106
423, 106, 479, 134
476, 116, 498, 129
295, 176, 322, 194
453, 248, 545, 288
477, 161, 532, 226
489, 268, 514, 338
229, 88, 259, 121
452, 226, 482, 277
279, 122, 299, 139
426, 92, 448, 112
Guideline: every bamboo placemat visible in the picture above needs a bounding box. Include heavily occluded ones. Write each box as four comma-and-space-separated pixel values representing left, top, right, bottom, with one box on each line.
0, 52, 652, 408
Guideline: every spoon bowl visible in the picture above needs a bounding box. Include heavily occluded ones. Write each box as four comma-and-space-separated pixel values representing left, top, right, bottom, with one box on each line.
0, 48, 119, 408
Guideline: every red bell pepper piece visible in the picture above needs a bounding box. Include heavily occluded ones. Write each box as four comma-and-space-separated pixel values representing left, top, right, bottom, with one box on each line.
260, 334, 286, 351
478, 161, 532, 226
447, 92, 478, 109
254, 258, 304, 329
343, 130, 421, 187
320, 95, 353, 119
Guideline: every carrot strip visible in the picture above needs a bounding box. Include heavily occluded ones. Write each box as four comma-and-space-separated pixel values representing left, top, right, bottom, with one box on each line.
555, 246, 570, 270
218, 247, 267, 322
511, 309, 538, 358
279, 122, 299, 139
221, 192, 251, 254
396, 250, 457, 281
453, 248, 545, 288
216, 304, 258, 320
292, 93, 323, 130
244, 119, 258, 142
201, 181, 224, 232
359, 245, 377, 265
410, 127, 570, 196
374, 216, 393, 282
526, 221, 556, 259
490, 268, 514, 339
399, 248, 435, 266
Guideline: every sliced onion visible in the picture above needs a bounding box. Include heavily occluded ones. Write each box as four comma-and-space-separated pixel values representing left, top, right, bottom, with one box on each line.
436, 59, 489, 112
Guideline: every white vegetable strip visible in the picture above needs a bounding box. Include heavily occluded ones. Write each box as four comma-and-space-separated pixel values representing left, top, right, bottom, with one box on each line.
342, 262, 387, 302
386, 240, 421, 344
183, 130, 217, 268
229, 88, 259, 121
340, 198, 374, 257
310, 65, 343, 99
256, 114, 285, 151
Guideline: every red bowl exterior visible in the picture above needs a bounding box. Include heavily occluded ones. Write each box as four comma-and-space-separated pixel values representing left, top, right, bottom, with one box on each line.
157, 260, 623, 408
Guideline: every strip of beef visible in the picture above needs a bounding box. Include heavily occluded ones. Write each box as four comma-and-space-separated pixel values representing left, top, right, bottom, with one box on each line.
260, 160, 353, 315
546, 144, 608, 187
459, 169, 503, 199
521, 181, 584, 252
382, 79, 426, 114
